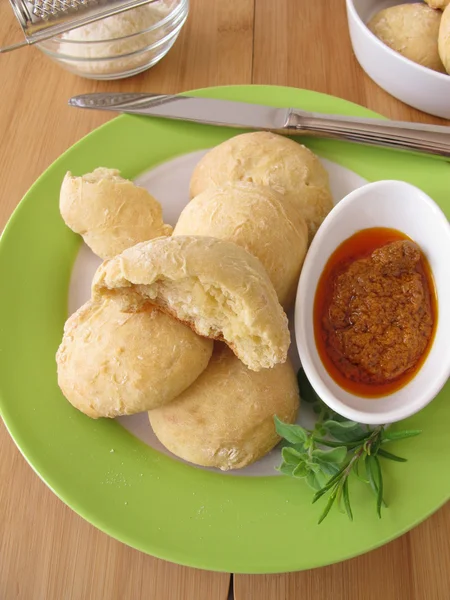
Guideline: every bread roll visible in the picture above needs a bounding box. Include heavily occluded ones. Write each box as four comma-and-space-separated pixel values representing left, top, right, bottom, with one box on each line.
173, 183, 308, 308
60, 167, 172, 259
92, 236, 290, 371
368, 4, 445, 73
56, 298, 213, 418
424, 0, 449, 9
149, 345, 300, 470
189, 132, 333, 242
439, 5, 450, 73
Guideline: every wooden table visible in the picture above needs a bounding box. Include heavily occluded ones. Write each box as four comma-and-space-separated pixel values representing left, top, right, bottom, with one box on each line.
0, 1, 449, 598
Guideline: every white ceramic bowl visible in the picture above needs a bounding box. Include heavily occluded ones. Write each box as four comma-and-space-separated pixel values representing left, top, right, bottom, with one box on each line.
346, 0, 450, 119
295, 180, 450, 425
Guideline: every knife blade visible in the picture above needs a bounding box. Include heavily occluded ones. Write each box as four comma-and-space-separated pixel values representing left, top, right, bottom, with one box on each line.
69, 92, 289, 130
68, 92, 450, 158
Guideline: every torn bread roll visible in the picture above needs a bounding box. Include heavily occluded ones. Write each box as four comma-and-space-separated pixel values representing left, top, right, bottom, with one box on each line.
149, 344, 300, 470
56, 298, 213, 418
92, 235, 290, 371
173, 183, 308, 308
60, 167, 172, 259
189, 132, 333, 242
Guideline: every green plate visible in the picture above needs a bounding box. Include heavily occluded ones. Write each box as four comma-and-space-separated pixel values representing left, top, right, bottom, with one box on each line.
0, 86, 449, 574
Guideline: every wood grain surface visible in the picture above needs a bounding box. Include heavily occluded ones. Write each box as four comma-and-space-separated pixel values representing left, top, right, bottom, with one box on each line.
0, 1, 449, 599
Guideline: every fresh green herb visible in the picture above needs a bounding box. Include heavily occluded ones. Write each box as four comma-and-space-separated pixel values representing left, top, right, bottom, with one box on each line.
275, 369, 421, 524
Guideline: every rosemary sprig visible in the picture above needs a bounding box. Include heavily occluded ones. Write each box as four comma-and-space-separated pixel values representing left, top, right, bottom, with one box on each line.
275, 369, 421, 524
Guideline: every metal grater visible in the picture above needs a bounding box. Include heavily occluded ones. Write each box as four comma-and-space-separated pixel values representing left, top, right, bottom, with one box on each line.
2, 0, 158, 52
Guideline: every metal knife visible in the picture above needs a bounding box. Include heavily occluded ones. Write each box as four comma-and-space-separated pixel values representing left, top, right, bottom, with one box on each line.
68, 92, 450, 158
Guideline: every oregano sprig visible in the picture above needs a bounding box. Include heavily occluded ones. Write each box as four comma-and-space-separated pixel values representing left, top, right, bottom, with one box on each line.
275, 369, 421, 523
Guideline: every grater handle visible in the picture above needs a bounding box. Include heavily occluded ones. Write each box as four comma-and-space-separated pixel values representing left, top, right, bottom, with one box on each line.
0, 40, 28, 53
4, 0, 161, 48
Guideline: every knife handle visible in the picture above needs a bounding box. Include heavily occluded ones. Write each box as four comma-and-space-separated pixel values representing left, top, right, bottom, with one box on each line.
286, 110, 450, 158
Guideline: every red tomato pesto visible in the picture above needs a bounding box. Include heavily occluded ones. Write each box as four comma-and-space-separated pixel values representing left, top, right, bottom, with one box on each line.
313, 228, 437, 398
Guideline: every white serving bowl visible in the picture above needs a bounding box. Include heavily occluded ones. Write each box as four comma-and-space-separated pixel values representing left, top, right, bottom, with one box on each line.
295, 180, 450, 425
346, 0, 450, 119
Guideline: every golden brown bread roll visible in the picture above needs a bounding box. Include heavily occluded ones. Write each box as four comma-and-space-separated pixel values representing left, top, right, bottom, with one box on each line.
149, 344, 300, 470
60, 167, 172, 259
173, 183, 308, 308
368, 4, 445, 73
91, 235, 290, 371
189, 132, 333, 242
56, 298, 213, 418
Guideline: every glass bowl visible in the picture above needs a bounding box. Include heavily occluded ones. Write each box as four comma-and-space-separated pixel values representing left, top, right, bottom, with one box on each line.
37, 0, 189, 80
